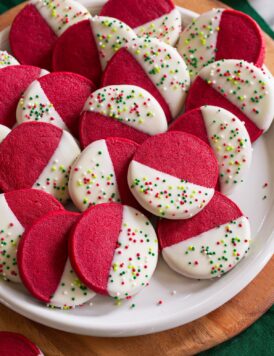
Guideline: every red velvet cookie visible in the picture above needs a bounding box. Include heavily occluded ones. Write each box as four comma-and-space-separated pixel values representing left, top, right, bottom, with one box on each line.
69, 203, 158, 298
185, 60, 274, 142
0, 189, 63, 282
0, 332, 43, 356
69, 137, 139, 211
17, 210, 95, 308
0, 65, 48, 128
10, 0, 91, 70
177, 8, 265, 81
169, 106, 252, 195
100, 0, 181, 46
101, 37, 190, 123
79, 85, 167, 147
158, 192, 251, 279
127, 131, 218, 219
16, 72, 95, 138
0, 122, 80, 203
52, 16, 136, 84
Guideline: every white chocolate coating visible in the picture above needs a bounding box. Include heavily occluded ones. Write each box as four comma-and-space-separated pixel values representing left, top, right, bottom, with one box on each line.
33, 130, 81, 204
30, 0, 91, 36
162, 216, 250, 279
49, 259, 95, 308
128, 160, 214, 219
177, 9, 223, 82
90, 16, 136, 70
0, 50, 19, 68
107, 205, 158, 299
135, 8, 182, 46
83, 85, 167, 135
199, 59, 274, 132
0, 125, 11, 144
69, 139, 120, 211
16, 80, 68, 130
201, 105, 252, 195
127, 37, 190, 118
0, 194, 24, 283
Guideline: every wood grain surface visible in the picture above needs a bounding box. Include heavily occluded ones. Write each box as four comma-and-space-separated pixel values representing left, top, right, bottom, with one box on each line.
0, 1, 273, 355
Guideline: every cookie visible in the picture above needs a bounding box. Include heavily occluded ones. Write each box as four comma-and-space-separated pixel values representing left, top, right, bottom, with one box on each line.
69, 203, 158, 298
52, 16, 136, 84
10, 0, 91, 70
100, 0, 181, 46
185, 60, 274, 142
177, 9, 265, 81
0, 125, 11, 144
0, 65, 48, 128
128, 131, 218, 219
0, 189, 63, 283
18, 210, 95, 308
0, 122, 80, 203
0, 332, 43, 356
101, 37, 190, 122
158, 192, 251, 279
17, 72, 95, 137
0, 51, 19, 68
169, 106, 252, 195
79, 85, 167, 147
69, 137, 139, 211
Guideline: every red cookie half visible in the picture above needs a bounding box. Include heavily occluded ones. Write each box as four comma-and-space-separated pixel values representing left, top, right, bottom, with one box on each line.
127, 131, 218, 219
17, 72, 95, 137
0, 65, 47, 128
0, 332, 43, 356
158, 192, 251, 279
69, 137, 140, 211
0, 189, 63, 282
17, 210, 95, 308
69, 203, 158, 298
100, 0, 174, 29
10, 2, 91, 70
0, 122, 80, 203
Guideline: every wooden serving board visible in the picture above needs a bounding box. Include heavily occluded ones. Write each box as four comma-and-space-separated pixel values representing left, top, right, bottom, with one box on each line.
0, 1, 273, 355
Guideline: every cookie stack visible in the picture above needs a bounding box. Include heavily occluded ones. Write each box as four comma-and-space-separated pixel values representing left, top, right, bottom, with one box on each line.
0, 0, 272, 309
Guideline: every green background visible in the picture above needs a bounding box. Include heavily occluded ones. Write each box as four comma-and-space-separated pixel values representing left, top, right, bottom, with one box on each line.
0, 1, 273, 355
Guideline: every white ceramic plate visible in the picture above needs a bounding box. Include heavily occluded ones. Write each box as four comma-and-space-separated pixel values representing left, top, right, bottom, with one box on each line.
0, 0, 273, 337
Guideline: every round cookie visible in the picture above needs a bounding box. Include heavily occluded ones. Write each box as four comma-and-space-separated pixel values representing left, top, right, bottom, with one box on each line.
52, 16, 136, 84
69, 137, 139, 211
0, 125, 11, 144
18, 210, 95, 308
0, 332, 43, 356
10, 0, 91, 70
80, 85, 167, 147
158, 192, 251, 279
128, 131, 218, 219
185, 59, 274, 142
69, 203, 158, 299
17, 72, 95, 137
100, 0, 181, 46
177, 8, 265, 82
169, 106, 252, 195
101, 37, 190, 123
0, 189, 63, 283
0, 122, 80, 203
0, 51, 19, 68
0, 65, 48, 128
